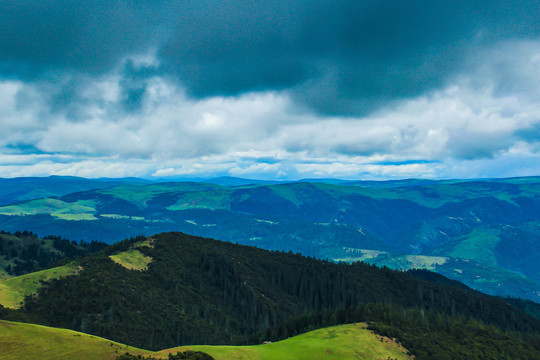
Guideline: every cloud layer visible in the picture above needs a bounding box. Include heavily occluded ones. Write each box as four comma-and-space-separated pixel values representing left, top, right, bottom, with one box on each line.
1, 1, 540, 179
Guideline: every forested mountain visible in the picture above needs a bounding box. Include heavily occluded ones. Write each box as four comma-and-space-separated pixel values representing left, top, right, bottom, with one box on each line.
0, 177, 539, 301
1, 232, 539, 360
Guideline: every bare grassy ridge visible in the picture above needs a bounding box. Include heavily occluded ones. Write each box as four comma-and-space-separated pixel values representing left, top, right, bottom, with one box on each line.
0, 320, 410, 360
177, 323, 411, 360
0, 320, 153, 360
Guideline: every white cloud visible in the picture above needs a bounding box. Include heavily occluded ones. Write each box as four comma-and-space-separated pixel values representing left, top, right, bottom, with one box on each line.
229, 163, 285, 177
1, 40, 540, 180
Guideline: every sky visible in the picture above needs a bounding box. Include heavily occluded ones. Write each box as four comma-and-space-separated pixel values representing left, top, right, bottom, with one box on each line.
1, 1, 540, 180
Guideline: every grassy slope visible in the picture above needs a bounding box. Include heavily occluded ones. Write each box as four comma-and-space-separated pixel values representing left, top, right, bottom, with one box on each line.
109, 249, 152, 271
0, 321, 411, 360
369, 254, 448, 270
181, 323, 411, 360
0, 263, 80, 309
0, 320, 153, 360
109, 238, 154, 271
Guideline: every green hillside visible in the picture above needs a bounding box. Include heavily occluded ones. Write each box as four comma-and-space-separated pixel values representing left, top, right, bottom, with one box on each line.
0, 320, 411, 360
0, 263, 80, 309
176, 323, 411, 360
98, 182, 226, 209
0, 320, 155, 360
109, 238, 154, 271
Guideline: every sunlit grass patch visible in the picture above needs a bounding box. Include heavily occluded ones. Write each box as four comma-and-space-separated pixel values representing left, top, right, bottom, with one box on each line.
0, 320, 154, 360
0, 263, 81, 309
164, 323, 412, 360
109, 249, 152, 271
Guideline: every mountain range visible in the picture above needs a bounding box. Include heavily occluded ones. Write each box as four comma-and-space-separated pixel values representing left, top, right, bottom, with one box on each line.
0, 176, 538, 303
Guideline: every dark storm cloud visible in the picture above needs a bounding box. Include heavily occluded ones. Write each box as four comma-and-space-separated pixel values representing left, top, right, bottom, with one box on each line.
119, 60, 159, 112
1, 1, 539, 115
516, 123, 540, 143
0, 0, 166, 77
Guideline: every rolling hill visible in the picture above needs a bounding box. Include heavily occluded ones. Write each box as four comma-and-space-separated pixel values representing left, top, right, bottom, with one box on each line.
0, 320, 411, 360
0, 319, 154, 360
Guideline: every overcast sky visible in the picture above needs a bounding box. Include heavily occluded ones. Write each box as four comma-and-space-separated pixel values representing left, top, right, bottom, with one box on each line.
1, 1, 540, 180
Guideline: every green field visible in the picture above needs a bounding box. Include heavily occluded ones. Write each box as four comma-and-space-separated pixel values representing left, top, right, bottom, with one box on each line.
0, 198, 97, 220
0, 263, 80, 309
0, 321, 411, 360
324, 248, 389, 263
366, 254, 448, 271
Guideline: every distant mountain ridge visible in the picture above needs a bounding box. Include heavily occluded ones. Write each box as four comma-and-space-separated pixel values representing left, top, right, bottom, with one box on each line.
0, 176, 539, 301
0, 176, 150, 206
